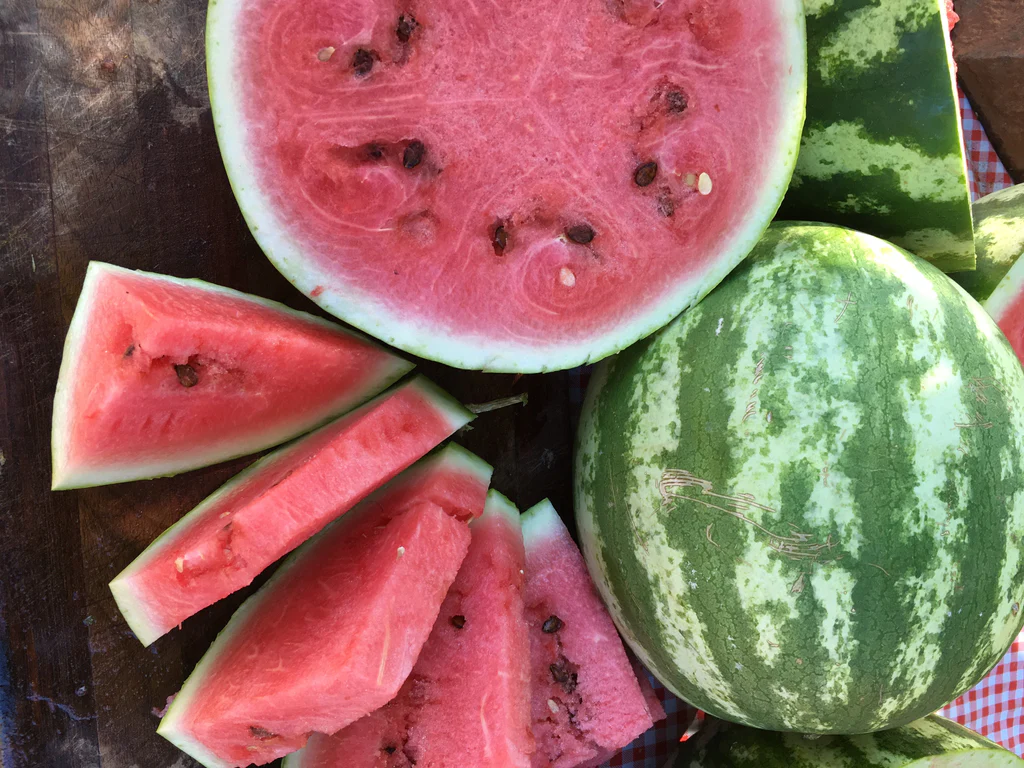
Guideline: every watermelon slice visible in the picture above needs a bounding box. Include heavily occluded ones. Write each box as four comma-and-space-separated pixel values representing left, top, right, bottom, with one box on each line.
51, 261, 412, 489
111, 375, 472, 646
157, 444, 492, 767
522, 500, 657, 768
284, 490, 533, 768
205, 0, 807, 372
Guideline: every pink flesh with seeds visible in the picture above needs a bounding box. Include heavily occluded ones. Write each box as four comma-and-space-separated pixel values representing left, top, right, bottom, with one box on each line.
293, 498, 533, 768
523, 504, 656, 768
113, 378, 466, 644
237, 0, 796, 349
59, 266, 406, 481
159, 454, 491, 766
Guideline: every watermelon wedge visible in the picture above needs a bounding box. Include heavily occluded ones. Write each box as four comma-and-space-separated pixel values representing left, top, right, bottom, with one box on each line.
668, 714, 1024, 768
206, 0, 806, 371
522, 500, 657, 768
157, 444, 492, 767
284, 490, 533, 768
953, 185, 1024, 302
51, 262, 412, 489
777, 0, 975, 272
111, 375, 473, 646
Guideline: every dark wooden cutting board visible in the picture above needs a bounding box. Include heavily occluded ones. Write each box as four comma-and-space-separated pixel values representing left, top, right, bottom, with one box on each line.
0, 0, 574, 764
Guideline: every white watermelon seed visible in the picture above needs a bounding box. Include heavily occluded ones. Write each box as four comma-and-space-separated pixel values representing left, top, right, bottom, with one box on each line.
397, 546, 406, 559
317, 47, 335, 62
175, 557, 184, 573
547, 699, 559, 714
559, 267, 576, 287
698, 172, 713, 195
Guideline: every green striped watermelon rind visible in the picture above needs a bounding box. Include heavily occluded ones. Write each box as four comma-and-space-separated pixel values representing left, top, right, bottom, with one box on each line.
51, 261, 413, 490
955, 185, 1024, 305
576, 222, 1024, 734
205, 0, 808, 373
671, 714, 1024, 767
156, 441, 493, 768
110, 375, 474, 647
779, 0, 975, 272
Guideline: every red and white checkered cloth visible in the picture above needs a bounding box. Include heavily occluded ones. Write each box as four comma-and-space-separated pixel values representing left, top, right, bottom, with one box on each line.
602, 91, 1020, 768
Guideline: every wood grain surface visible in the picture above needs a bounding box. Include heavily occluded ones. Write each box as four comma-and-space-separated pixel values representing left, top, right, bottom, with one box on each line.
0, 0, 574, 764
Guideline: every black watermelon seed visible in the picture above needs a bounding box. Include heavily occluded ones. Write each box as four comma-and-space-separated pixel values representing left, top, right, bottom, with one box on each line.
634, 161, 658, 187
249, 726, 277, 740
666, 89, 687, 113
450, 614, 466, 629
542, 615, 564, 633
492, 223, 508, 255
565, 224, 595, 245
123, 344, 135, 358
403, 140, 425, 169
384, 745, 397, 755
366, 143, 385, 160
352, 48, 375, 77
174, 364, 199, 388
396, 14, 418, 42
549, 660, 578, 693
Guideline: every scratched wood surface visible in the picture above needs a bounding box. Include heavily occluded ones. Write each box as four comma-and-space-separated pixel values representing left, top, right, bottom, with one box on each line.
0, 0, 574, 764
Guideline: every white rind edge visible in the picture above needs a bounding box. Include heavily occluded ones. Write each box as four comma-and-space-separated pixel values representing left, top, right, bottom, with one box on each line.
521, 499, 563, 547
109, 374, 468, 646
983, 251, 1024, 323
51, 261, 414, 489
479, 489, 521, 526
205, 0, 807, 373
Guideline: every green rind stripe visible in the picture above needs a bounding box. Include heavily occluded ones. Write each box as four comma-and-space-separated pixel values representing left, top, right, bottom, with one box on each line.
778, 0, 975, 272
670, 715, 1024, 767
953, 185, 1024, 303
577, 222, 1024, 733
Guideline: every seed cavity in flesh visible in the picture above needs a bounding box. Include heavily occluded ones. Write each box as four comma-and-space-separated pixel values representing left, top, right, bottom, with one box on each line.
634, 161, 658, 187
249, 726, 277, 740
123, 344, 135, 358
366, 143, 385, 160
403, 140, 425, 169
565, 224, 595, 245
317, 46, 335, 62
384, 745, 397, 755
549, 660, 578, 693
657, 192, 675, 218
352, 48, 375, 77
396, 14, 418, 43
542, 615, 564, 633
450, 614, 466, 629
492, 222, 508, 255
174, 364, 199, 388
666, 89, 687, 113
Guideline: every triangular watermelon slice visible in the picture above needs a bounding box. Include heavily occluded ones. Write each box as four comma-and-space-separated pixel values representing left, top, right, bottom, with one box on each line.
522, 500, 658, 768
111, 375, 474, 646
52, 261, 412, 489
285, 490, 533, 768
157, 445, 492, 768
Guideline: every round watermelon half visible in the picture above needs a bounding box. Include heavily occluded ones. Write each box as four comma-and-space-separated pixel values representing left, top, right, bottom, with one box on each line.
669, 715, 1024, 768
576, 222, 1024, 734
205, 0, 806, 372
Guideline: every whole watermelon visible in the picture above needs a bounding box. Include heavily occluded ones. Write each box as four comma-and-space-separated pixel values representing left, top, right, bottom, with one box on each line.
575, 222, 1024, 734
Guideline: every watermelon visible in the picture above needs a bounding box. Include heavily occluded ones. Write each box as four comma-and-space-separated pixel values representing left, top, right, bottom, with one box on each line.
576, 222, 1024, 734
157, 444, 492, 767
953, 185, 1024, 302
111, 375, 472, 646
205, 0, 807, 372
283, 490, 532, 768
667, 714, 1024, 768
521, 499, 657, 768
51, 261, 411, 489
777, 0, 975, 272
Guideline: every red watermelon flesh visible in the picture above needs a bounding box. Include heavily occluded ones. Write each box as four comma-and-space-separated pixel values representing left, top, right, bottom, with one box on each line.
206, 0, 806, 371
285, 490, 533, 768
157, 445, 492, 768
51, 262, 412, 489
522, 500, 657, 768
111, 376, 473, 647
984, 255, 1024, 366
